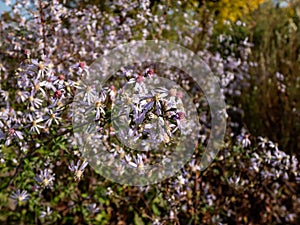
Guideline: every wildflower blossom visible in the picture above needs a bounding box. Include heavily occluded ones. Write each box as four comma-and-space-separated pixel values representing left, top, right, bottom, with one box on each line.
242, 136, 251, 148
40, 206, 52, 218
44, 109, 62, 127
27, 92, 43, 109
106, 187, 113, 196
258, 136, 268, 149
30, 59, 51, 79
31, 79, 46, 97
68, 160, 88, 181
0, 90, 9, 102
40, 75, 57, 91
94, 99, 106, 120
15, 90, 29, 103
34, 169, 55, 189
4, 123, 24, 146
10, 189, 30, 205
228, 174, 241, 188
0, 1, 298, 224
28, 115, 44, 134
86, 203, 100, 214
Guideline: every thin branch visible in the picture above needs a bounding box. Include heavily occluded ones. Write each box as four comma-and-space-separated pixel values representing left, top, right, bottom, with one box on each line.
38, 0, 47, 55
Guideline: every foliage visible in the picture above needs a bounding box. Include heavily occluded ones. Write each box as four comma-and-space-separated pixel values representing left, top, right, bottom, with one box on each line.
0, 0, 299, 224
241, 0, 300, 153
206, 0, 265, 22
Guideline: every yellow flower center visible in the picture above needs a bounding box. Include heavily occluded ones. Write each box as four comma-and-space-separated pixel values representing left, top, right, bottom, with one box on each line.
43, 179, 49, 186
34, 83, 40, 91
154, 93, 161, 101
75, 170, 83, 181
38, 63, 44, 70
95, 101, 102, 108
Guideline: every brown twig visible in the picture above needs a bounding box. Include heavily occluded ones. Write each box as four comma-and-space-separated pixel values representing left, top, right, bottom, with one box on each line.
193, 141, 201, 225
38, 0, 47, 55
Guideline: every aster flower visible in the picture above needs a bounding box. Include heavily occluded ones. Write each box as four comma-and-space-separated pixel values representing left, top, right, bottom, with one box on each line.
44, 109, 62, 127
34, 169, 55, 189
140, 91, 166, 117
0, 63, 6, 73
30, 59, 51, 79
86, 203, 100, 214
106, 187, 113, 196
76, 82, 98, 105
128, 154, 145, 169
0, 151, 5, 163
51, 89, 65, 103
162, 88, 177, 108
152, 218, 161, 225
174, 111, 186, 131
27, 92, 43, 109
188, 159, 200, 172
258, 136, 268, 149
10, 189, 30, 205
16, 73, 31, 89
144, 68, 155, 77
273, 148, 286, 162
15, 90, 30, 103
176, 174, 186, 186
27, 115, 44, 134
68, 160, 88, 181
31, 79, 46, 97
0, 90, 9, 102
77, 61, 88, 75
127, 75, 148, 93
265, 150, 272, 164
40, 206, 52, 218
23, 49, 31, 59
4, 123, 24, 146
84, 98, 106, 120
40, 74, 57, 91
268, 141, 279, 151
241, 134, 251, 148
0, 107, 9, 122
228, 174, 241, 188
109, 85, 116, 102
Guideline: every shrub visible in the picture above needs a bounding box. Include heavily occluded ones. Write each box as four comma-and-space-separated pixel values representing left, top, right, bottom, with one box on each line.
0, 0, 299, 224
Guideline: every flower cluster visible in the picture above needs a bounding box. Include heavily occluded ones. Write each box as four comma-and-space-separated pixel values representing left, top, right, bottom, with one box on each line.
0, 0, 299, 224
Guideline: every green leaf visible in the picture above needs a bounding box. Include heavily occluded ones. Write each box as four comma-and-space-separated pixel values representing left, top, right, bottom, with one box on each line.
152, 203, 160, 216
134, 212, 144, 225
81, 193, 88, 198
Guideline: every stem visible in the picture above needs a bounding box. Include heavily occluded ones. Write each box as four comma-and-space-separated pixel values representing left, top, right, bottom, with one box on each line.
194, 142, 200, 225
38, 0, 47, 55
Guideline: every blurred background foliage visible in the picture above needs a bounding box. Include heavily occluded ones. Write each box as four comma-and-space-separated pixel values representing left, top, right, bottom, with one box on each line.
147, 0, 300, 155
244, 0, 300, 153
151, 0, 300, 155
205, 0, 265, 22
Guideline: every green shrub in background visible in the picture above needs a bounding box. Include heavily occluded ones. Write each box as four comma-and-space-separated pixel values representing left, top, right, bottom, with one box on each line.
241, 0, 300, 154
204, 0, 300, 155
